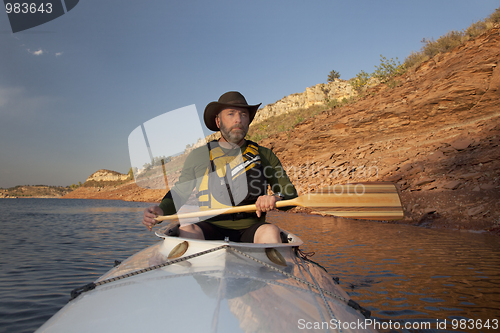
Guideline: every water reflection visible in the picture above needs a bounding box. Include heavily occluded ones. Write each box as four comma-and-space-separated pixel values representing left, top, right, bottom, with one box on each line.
268, 211, 500, 331
0, 199, 157, 333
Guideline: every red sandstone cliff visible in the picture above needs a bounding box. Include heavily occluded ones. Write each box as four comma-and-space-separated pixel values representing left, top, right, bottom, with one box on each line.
259, 26, 500, 233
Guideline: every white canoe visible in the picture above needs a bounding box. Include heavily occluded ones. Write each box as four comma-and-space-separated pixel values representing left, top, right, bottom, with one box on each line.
36, 228, 376, 333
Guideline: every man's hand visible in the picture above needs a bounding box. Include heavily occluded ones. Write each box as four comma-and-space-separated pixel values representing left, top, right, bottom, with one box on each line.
143, 206, 164, 231
255, 195, 282, 218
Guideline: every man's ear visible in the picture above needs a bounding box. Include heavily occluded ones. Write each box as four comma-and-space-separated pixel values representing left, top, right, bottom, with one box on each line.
215, 114, 221, 129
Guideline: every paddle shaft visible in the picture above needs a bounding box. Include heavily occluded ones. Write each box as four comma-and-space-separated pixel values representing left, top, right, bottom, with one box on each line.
154, 198, 296, 223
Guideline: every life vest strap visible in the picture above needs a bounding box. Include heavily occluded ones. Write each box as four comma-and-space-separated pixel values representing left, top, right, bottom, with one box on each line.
196, 190, 209, 198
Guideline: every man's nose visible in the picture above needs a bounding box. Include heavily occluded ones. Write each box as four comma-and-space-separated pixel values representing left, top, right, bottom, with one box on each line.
233, 112, 243, 123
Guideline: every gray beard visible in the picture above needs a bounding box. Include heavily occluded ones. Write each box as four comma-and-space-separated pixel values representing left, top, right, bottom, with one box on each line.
219, 122, 247, 144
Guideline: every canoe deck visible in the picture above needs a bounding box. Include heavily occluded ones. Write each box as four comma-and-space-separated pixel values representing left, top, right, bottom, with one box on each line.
36, 228, 375, 333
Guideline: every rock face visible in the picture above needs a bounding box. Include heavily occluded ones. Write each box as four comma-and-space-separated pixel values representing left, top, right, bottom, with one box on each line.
85, 169, 130, 182
253, 79, 356, 124
258, 26, 500, 233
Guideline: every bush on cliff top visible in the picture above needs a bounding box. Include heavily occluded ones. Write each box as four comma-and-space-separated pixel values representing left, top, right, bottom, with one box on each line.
404, 7, 500, 69
348, 7, 499, 92
327, 70, 341, 82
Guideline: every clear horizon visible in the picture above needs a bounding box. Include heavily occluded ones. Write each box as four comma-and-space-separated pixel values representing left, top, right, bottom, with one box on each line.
1, 0, 498, 188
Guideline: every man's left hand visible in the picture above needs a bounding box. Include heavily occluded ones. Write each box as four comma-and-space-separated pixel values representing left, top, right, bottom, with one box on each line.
255, 195, 282, 218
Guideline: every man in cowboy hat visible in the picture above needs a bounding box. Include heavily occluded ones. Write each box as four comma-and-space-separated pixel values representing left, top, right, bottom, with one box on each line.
142, 91, 297, 243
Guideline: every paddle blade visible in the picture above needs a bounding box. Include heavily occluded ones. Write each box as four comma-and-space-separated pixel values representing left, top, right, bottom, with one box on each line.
296, 183, 404, 220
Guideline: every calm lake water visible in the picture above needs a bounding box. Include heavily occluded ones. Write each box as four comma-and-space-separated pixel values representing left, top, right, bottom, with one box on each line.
1, 198, 499, 333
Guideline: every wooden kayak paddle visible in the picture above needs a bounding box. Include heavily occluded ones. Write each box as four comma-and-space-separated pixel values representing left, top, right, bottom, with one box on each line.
154, 182, 404, 223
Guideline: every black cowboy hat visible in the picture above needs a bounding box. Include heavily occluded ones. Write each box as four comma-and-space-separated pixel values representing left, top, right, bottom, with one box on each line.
204, 91, 262, 131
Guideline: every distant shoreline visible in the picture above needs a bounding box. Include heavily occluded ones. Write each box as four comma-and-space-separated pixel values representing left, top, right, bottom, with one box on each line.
1, 185, 73, 199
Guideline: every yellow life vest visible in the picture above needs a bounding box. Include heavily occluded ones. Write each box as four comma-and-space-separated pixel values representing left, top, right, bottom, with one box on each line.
197, 140, 267, 210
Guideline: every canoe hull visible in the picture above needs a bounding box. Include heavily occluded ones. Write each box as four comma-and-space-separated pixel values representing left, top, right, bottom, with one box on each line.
36, 229, 375, 333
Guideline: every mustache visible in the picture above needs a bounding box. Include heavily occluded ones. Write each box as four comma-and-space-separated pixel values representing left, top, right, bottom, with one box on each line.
230, 125, 246, 131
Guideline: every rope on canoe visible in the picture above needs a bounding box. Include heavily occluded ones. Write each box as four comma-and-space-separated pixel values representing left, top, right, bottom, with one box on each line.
69, 244, 371, 319
228, 246, 370, 319
297, 253, 339, 330
70, 244, 229, 300
227, 247, 349, 304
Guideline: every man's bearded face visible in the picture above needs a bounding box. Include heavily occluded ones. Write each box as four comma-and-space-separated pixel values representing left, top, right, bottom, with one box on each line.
217, 108, 250, 144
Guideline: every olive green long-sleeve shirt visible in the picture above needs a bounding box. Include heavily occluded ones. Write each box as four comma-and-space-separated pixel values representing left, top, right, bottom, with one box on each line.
159, 140, 297, 229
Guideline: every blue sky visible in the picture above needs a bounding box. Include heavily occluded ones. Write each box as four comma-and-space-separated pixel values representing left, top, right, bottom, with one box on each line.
0, 0, 498, 188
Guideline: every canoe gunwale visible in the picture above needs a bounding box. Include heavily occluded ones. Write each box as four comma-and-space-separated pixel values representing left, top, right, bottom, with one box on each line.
155, 225, 304, 248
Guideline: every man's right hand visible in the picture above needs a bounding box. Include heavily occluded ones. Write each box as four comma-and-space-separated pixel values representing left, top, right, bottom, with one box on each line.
143, 206, 164, 231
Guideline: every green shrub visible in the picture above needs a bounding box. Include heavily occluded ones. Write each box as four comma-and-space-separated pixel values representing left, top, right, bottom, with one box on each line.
487, 7, 500, 24
373, 55, 406, 83
294, 115, 304, 125
466, 20, 488, 38
324, 97, 339, 109
327, 70, 341, 82
128, 167, 134, 179
425, 30, 465, 58
404, 50, 429, 69
349, 70, 370, 92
